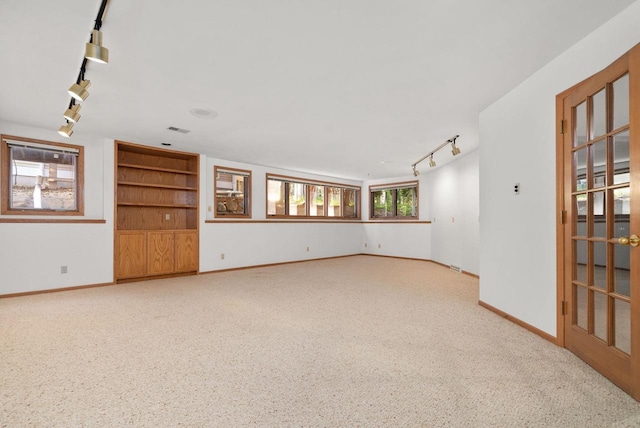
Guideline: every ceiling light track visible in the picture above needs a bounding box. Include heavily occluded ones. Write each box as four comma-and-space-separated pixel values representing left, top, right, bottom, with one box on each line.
58, 0, 110, 138
411, 134, 461, 176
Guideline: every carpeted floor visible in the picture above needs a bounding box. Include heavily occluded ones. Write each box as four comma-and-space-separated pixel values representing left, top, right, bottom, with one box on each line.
1, 255, 639, 427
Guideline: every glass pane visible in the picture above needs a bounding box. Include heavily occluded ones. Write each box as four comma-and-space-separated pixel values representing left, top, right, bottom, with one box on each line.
575, 102, 587, 147
10, 146, 77, 211
613, 74, 629, 130
574, 194, 587, 236
592, 88, 607, 138
575, 240, 587, 284
614, 244, 630, 297
309, 185, 325, 217
327, 187, 342, 217
591, 140, 607, 189
591, 191, 606, 238
575, 285, 587, 330
574, 147, 587, 191
215, 172, 247, 215
614, 187, 630, 239
289, 183, 307, 216
613, 131, 630, 185
592, 242, 607, 290
614, 299, 631, 355
343, 189, 357, 218
372, 189, 393, 218
267, 180, 285, 215
593, 291, 608, 341
396, 187, 417, 217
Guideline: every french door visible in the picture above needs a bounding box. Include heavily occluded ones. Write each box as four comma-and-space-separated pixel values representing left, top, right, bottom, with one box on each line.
558, 43, 640, 399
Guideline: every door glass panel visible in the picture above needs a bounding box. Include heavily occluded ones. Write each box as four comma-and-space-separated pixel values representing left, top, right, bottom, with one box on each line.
614, 244, 631, 297
575, 101, 587, 147
613, 74, 629, 131
593, 291, 608, 341
575, 285, 587, 330
613, 131, 630, 185
592, 88, 607, 138
575, 195, 587, 236
575, 240, 587, 283
614, 187, 630, 239
575, 147, 587, 191
592, 140, 607, 188
592, 242, 607, 290
614, 299, 631, 355
591, 191, 606, 237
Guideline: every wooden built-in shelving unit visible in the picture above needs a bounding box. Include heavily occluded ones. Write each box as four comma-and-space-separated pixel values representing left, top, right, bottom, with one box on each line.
115, 141, 199, 282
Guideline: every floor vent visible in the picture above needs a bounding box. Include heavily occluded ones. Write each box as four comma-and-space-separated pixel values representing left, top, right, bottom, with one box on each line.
450, 265, 462, 273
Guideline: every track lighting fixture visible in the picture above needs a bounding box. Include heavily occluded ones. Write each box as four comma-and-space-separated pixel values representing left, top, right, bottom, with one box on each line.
68, 80, 91, 102
58, 122, 74, 138
85, 30, 109, 64
63, 104, 82, 122
411, 134, 460, 175
57, 0, 109, 137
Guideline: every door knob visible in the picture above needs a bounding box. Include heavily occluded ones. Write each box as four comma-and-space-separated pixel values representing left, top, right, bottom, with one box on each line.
618, 235, 640, 247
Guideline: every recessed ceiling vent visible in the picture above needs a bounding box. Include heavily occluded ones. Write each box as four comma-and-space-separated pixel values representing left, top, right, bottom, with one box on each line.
167, 126, 190, 134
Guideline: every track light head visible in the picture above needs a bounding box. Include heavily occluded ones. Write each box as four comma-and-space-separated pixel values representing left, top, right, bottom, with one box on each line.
68, 80, 91, 101
412, 166, 420, 177
85, 30, 109, 64
63, 104, 81, 123
428, 155, 436, 168
451, 143, 461, 156
58, 122, 74, 138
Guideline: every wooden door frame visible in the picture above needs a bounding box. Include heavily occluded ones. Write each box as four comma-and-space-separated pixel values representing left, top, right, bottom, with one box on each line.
556, 42, 640, 400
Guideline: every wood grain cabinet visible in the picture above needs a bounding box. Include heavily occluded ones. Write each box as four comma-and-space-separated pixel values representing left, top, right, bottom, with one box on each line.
115, 141, 199, 282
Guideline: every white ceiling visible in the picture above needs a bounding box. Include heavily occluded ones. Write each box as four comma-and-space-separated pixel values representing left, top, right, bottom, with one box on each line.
0, 0, 636, 179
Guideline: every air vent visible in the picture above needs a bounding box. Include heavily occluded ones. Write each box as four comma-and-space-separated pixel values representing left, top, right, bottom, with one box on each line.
450, 265, 462, 273
167, 126, 191, 134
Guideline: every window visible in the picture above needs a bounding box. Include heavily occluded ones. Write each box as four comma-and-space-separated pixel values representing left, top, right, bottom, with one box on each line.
267, 174, 360, 219
214, 166, 251, 218
1, 135, 84, 215
369, 181, 418, 219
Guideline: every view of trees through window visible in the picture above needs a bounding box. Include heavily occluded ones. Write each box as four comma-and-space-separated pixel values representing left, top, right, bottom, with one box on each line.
267, 175, 359, 219
370, 182, 417, 219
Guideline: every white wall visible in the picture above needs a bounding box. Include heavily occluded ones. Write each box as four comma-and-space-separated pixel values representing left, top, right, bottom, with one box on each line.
200, 157, 364, 272
0, 121, 114, 294
426, 149, 479, 274
479, 1, 640, 336
0, 120, 479, 293
360, 174, 432, 260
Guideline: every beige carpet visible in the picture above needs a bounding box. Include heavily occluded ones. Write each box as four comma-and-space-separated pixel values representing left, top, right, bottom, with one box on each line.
1, 255, 639, 427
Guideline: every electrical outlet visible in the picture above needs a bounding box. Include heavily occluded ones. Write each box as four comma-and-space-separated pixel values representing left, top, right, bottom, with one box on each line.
306, 247, 310, 252
61, 265, 68, 274
165, 213, 170, 220
220, 253, 225, 260
364, 243, 368, 248
378, 244, 381, 249
208, 206, 212, 212
514, 183, 520, 195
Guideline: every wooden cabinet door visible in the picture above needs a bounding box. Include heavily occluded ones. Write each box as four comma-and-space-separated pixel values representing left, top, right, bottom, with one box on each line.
175, 231, 198, 272
148, 231, 175, 275
116, 231, 147, 278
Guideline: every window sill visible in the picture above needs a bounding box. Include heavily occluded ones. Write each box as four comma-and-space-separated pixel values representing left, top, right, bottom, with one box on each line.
0, 218, 106, 224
